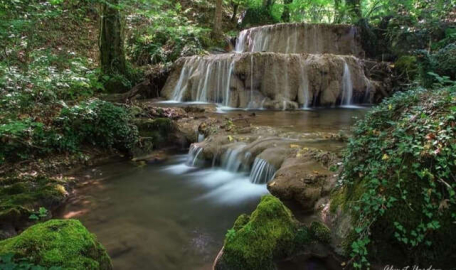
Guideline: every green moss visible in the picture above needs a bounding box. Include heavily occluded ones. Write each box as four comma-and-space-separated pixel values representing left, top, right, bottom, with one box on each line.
293, 226, 311, 248
222, 195, 298, 270
232, 214, 250, 231
0, 176, 67, 222
0, 219, 112, 269
309, 222, 331, 244
329, 188, 346, 213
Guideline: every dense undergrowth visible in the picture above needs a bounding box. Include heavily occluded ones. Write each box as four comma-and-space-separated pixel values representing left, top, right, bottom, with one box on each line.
335, 86, 456, 268
0, 99, 138, 165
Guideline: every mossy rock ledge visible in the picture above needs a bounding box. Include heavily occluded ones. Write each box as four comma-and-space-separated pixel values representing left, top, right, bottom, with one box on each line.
329, 88, 456, 268
214, 195, 332, 270
0, 219, 112, 269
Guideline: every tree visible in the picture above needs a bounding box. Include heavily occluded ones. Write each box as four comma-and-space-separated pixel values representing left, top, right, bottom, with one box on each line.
99, 0, 126, 76
281, 0, 293, 22
213, 0, 223, 37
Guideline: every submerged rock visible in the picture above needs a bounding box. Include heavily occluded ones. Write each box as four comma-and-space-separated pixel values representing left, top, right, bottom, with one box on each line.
0, 219, 112, 269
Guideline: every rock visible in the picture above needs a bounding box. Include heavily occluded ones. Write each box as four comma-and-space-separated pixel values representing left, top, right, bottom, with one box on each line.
267, 156, 335, 212
214, 195, 342, 270
0, 219, 112, 269
162, 52, 385, 108
214, 195, 298, 270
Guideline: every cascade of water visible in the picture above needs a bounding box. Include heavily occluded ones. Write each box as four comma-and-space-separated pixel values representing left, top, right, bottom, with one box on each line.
341, 61, 353, 105
172, 61, 188, 101
197, 133, 205, 142
249, 157, 276, 184
299, 58, 310, 109
363, 79, 373, 104
235, 30, 248, 52
187, 145, 203, 166
221, 144, 246, 172
260, 98, 266, 109
224, 58, 236, 106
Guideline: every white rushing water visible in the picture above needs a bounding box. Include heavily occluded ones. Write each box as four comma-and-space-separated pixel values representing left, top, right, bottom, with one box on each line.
221, 144, 246, 172
249, 157, 276, 184
341, 61, 353, 106
167, 23, 372, 108
234, 24, 361, 55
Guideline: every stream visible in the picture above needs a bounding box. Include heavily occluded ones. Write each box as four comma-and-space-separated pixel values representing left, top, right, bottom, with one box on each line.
58, 108, 368, 270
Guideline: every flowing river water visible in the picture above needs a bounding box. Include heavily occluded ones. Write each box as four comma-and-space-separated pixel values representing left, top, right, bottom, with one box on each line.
58, 107, 368, 270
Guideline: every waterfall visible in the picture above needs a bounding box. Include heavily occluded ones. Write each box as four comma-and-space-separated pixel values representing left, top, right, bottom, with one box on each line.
249, 158, 276, 184
235, 30, 248, 53
232, 24, 361, 54
221, 144, 245, 172
163, 23, 376, 108
197, 133, 205, 142
299, 57, 310, 109
224, 59, 235, 106
187, 145, 203, 166
363, 79, 373, 104
341, 61, 353, 105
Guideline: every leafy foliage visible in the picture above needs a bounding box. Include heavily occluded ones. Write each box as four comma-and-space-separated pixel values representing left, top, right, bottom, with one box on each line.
338, 86, 456, 268
0, 100, 138, 164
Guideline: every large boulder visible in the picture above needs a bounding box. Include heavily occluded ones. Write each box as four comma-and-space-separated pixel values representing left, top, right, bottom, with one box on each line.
214, 195, 336, 270
0, 219, 112, 269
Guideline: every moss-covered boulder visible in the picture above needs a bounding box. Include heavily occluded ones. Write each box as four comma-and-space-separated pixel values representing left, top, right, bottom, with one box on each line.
0, 219, 112, 269
332, 87, 456, 268
215, 195, 298, 270
0, 175, 69, 232
215, 195, 335, 270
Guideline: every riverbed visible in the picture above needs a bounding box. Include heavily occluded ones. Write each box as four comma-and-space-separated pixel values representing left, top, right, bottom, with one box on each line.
58, 107, 368, 270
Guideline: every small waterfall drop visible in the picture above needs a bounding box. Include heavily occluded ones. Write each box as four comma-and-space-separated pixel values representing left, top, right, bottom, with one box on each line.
187, 145, 203, 166
299, 58, 310, 109
341, 61, 353, 106
249, 158, 276, 184
197, 133, 205, 142
221, 144, 246, 172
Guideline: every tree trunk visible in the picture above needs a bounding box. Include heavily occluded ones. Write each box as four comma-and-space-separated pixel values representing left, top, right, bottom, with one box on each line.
281, 0, 292, 22
100, 0, 126, 75
213, 0, 223, 37
346, 0, 362, 21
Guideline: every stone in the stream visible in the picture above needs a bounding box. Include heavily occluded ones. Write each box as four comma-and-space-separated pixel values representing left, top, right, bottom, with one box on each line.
0, 219, 112, 269
267, 155, 336, 212
214, 195, 338, 270
214, 195, 298, 270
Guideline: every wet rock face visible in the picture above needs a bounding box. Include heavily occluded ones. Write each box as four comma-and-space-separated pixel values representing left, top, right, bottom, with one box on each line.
162, 53, 375, 108
235, 23, 364, 57
161, 23, 392, 108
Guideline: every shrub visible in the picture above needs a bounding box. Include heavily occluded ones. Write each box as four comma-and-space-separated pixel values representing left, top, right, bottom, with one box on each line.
338, 87, 456, 268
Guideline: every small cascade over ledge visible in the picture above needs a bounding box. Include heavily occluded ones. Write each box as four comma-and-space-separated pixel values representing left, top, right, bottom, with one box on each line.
162, 23, 389, 109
